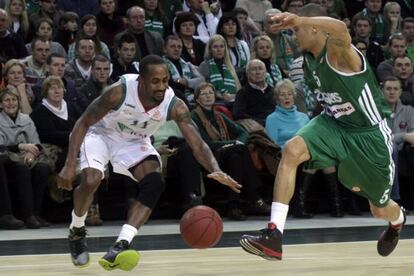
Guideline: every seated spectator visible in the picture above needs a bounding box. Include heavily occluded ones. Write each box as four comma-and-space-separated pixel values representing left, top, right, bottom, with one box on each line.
263, 8, 301, 74
216, 13, 250, 81
265, 79, 309, 149
402, 17, 414, 63
96, 0, 125, 50
0, 88, 51, 228
182, 0, 219, 43
163, 35, 204, 104
174, 11, 206, 66
382, 76, 414, 203
265, 79, 345, 217
67, 14, 111, 62
0, 9, 28, 65
114, 6, 164, 61
30, 76, 81, 172
393, 55, 414, 106
2, 59, 33, 114
21, 37, 50, 83
284, 0, 304, 14
351, 14, 384, 69
29, 0, 63, 32
111, 33, 139, 81
0, 146, 25, 229
138, 0, 168, 37
54, 11, 79, 52
198, 34, 241, 105
57, 0, 99, 18
64, 37, 96, 91
26, 17, 67, 58
32, 53, 89, 111
376, 33, 407, 82
233, 7, 260, 47
153, 120, 203, 212
353, 0, 389, 45
233, 59, 275, 126
6, 0, 31, 42
250, 35, 283, 88
191, 82, 270, 220
235, 0, 272, 31
80, 55, 113, 105
383, 1, 402, 35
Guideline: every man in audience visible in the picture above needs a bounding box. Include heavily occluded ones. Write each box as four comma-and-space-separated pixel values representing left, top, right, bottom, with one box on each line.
393, 55, 414, 106
80, 55, 113, 105
114, 6, 163, 61
22, 38, 51, 84
32, 53, 89, 111
111, 33, 139, 81
377, 34, 407, 82
233, 59, 275, 126
65, 38, 96, 91
235, 0, 272, 31
352, 14, 384, 68
402, 17, 414, 63
29, 0, 63, 30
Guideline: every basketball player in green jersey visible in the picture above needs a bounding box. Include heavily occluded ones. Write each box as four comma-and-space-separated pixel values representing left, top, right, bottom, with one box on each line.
240, 4, 406, 260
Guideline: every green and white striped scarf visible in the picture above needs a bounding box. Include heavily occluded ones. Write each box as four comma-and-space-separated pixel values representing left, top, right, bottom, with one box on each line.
163, 56, 193, 94
265, 64, 283, 87
145, 17, 164, 36
234, 39, 249, 68
208, 59, 237, 95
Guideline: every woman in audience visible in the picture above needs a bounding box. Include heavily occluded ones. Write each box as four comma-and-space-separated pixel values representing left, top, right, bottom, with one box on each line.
54, 11, 79, 52
5, 0, 30, 42
0, 88, 51, 228
3, 59, 33, 114
30, 76, 81, 173
198, 35, 241, 105
216, 13, 250, 80
174, 11, 206, 66
191, 82, 270, 220
96, 0, 125, 50
26, 17, 66, 58
383, 1, 402, 35
67, 14, 111, 61
250, 35, 283, 88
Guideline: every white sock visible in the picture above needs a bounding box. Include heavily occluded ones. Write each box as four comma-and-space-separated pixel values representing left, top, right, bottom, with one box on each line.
391, 209, 404, 226
116, 224, 138, 244
69, 210, 87, 229
270, 202, 289, 233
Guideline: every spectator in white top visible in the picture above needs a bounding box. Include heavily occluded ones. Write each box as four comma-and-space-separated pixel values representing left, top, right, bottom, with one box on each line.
183, 0, 219, 43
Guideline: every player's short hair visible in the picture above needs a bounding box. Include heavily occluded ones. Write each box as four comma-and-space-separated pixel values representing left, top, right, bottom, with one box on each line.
139, 55, 166, 76
297, 3, 327, 17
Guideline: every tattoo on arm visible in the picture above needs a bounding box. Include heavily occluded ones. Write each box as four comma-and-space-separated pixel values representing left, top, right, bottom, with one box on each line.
173, 99, 192, 124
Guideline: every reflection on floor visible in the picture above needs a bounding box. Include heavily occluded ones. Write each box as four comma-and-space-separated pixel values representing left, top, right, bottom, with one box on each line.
0, 213, 413, 256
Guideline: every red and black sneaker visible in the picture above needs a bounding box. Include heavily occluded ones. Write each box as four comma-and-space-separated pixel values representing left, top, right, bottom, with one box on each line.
240, 222, 283, 260
377, 207, 407, 257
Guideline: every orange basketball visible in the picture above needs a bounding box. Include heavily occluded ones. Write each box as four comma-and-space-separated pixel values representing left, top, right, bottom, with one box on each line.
180, 205, 223, 249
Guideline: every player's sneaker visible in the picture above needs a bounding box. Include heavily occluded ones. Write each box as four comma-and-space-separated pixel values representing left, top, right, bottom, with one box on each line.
377, 207, 407, 257
68, 226, 89, 267
239, 222, 283, 260
98, 240, 140, 271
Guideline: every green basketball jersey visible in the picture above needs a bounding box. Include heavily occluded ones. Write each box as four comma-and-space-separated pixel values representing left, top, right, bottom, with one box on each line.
303, 45, 391, 128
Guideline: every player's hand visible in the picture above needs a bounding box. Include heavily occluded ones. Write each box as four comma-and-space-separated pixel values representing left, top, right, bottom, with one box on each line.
207, 171, 242, 193
57, 164, 77, 191
270, 12, 300, 32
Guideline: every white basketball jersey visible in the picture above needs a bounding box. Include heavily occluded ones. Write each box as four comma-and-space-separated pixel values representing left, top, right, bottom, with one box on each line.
90, 74, 176, 143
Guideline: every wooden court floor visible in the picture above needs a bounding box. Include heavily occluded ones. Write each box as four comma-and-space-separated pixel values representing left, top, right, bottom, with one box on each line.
0, 240, 413, 276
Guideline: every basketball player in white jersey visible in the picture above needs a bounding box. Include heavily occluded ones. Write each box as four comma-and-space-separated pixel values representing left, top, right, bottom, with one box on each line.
57, 55, 241, 271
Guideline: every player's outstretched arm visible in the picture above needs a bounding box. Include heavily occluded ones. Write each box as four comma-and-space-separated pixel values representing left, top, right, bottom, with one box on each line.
57, 82, 123, 191
171, 99, 242, 193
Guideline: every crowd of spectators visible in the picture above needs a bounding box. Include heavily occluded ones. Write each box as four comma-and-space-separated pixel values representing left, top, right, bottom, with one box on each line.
1, 0, 414, 229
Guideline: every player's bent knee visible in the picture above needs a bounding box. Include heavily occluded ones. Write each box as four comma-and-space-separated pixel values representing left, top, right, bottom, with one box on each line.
81, 170, 103, 193
136, 172, 165, 210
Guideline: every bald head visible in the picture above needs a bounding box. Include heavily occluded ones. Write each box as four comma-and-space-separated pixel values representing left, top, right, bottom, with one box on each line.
127, 6, 146, 33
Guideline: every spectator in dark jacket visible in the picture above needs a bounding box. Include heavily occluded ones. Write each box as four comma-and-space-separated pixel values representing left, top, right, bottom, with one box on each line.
233, 59, 275, 126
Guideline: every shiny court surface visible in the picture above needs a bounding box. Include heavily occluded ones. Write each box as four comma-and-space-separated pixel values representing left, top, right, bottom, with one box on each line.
0, 241, 413, 276
0, 214, 413, 276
